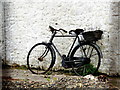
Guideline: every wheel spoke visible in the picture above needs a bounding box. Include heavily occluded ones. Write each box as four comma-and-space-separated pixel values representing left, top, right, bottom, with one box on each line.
90, 53, 98, 57
89, 47, 94, 58
83, 66, 86, 75
86, 46, 91, 57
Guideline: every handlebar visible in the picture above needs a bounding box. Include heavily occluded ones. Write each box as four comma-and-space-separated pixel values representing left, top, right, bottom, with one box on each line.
49, 26, 84, 35
59, 28, 67, 33
49, 26, 67, 33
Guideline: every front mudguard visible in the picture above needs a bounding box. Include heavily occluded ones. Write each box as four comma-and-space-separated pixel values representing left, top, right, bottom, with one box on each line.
42, 42, 56, 68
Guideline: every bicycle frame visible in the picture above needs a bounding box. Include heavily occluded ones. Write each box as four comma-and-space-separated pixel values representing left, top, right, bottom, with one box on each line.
48, 31, 81, 61
27, 26, 103, 75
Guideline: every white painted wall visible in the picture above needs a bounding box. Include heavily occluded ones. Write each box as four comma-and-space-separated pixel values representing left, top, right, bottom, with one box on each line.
1, 0, 120, 75
0, 2, 5, 61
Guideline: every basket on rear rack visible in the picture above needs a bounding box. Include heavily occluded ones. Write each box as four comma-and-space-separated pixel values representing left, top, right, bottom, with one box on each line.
82, 30, 103, 42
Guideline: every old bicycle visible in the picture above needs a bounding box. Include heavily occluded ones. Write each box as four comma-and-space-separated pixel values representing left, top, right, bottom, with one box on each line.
27, 26, 103, 76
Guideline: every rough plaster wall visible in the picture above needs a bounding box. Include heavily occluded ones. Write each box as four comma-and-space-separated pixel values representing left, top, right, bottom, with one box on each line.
108, 2, 120, 75
0, 3, 1, 89
0, 3, 3, 88
0, 2, 4, 61
2, 0, 120, 75
118, 2, 120, 75
100, 2, 120, 75
0, 2, 2, 59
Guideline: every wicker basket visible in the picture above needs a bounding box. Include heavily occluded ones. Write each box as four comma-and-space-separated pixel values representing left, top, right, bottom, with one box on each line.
82, 30, 103, 42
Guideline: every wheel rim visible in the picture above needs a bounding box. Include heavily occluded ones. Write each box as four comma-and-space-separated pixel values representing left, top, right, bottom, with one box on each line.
27, 44, 53, 74
72, 44, 100, 76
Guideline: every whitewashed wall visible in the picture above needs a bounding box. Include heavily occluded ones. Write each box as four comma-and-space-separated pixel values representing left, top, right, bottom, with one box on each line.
1, 0, 120, 75
0, 2, 4, 61
0, 2, 2, 60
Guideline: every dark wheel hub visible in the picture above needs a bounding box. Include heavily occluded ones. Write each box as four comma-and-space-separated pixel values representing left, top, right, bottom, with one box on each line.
74, 57, 91, 67
38, 57, 44, 61
84, 58, 91, 64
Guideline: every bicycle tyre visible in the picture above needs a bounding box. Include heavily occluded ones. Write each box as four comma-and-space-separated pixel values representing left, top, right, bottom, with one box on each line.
27, 42, 55, 74
70, 42, 101, 76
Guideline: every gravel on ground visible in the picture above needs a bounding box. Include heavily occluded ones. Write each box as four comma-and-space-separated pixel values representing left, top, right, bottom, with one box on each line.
2, 69, 119, 90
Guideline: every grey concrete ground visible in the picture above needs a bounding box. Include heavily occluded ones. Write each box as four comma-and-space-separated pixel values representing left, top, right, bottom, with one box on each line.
2, 68, 120, 89
2, 69, 76, 82
2, 69, 49, 82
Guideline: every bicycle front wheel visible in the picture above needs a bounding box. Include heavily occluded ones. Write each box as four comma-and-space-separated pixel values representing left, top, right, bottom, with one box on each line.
70, 42, 101, 76
27, 43, 55, 74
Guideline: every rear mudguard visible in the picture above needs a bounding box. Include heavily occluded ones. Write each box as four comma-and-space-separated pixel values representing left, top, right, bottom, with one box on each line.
76, 41, 103, 58
91, 42, 103, 58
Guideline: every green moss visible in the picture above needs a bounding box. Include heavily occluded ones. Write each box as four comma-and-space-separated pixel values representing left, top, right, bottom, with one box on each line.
46, 71, 52, 75
52, 69, 75, 76
76, 64, 99, 76
15, 65, 28, 70
2, 63, 28, 70
46, 78, 51, 81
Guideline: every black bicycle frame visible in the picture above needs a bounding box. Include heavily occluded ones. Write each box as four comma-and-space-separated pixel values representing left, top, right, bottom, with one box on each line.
48, 31, 80, 60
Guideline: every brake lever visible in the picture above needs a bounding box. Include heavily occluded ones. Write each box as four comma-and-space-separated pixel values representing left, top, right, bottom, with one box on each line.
69, 30, 74, 34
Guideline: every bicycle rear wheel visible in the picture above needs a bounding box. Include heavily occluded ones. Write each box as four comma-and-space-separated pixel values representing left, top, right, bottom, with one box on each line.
70, 43, 101, 76
27, 43, 55, 74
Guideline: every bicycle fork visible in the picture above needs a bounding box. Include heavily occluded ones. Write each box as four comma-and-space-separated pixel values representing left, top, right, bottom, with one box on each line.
38, 47, 49, 62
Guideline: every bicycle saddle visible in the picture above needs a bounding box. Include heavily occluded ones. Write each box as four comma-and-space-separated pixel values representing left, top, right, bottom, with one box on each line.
69, 29, 84, 35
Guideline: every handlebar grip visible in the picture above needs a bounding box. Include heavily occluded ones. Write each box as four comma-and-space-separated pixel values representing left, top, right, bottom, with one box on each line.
59, 28, 67, 33
49, 26, 56, 33
62, 29, 67, 33
49, 26, 55, 30
49, 26, 67, 33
